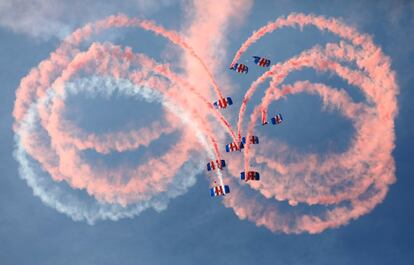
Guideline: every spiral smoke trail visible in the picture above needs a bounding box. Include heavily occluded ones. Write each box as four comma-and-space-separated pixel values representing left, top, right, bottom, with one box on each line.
227, 13, 398, 233
13, 15, 233, 224
13, 12, 398, 233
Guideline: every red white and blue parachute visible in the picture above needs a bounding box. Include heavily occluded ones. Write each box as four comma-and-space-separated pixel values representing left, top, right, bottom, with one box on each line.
225, 141, 244, 152
242, 135, 259, 145
253, 56, 271, 67
210, 184, 230, 197
271, 114, 283, 125
230, 63, 248, 74
207, 160, 226, 171
213, 97, 233, 109
240, 171, 260, 181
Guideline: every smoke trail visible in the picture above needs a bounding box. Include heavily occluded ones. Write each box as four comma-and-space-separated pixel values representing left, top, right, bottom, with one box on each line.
13, 14, 229, 124
12, 10, 398, 234
13, 18, 232, 222
226, 14, 398, 233
14, 77, 204, 224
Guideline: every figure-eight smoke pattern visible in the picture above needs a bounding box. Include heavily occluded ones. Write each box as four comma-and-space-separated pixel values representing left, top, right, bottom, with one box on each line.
13, 13, 398, 233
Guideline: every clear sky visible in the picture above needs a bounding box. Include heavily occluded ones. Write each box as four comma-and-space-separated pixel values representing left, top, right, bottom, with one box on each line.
1, 1, 413, 264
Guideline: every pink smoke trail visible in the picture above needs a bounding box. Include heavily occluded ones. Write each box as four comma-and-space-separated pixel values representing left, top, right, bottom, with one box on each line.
13, 9, 398, 233
225, 14, 398, 233
13, 17, 235, 206
14, 14, 229, 124
181, 0, 252, 94
233, 13, 383, 140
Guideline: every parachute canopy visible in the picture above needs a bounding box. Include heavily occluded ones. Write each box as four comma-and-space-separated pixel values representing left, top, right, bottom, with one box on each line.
242, 135, 259, 145
253, 56, 271, 67
213, 97, 233, 109
241, 171, 260, 181
230, 63, 248, 74
271, 114, 283, 125
207, 160, 226, 171
225, 141, 244, 152
210, 184, 230, 197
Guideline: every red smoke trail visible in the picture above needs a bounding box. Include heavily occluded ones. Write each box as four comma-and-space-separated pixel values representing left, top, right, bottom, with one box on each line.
233, 13, 388, 140
13, 18, 235, 206
96, 15, 225, 99
13, 14, 239, 164
151, 62, 238, 145
13, 11, 398, 233
14, 14, 228, 125
226, 14, 398, 233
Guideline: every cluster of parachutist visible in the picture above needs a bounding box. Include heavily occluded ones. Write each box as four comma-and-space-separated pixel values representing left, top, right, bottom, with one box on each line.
208, 56, 283, 197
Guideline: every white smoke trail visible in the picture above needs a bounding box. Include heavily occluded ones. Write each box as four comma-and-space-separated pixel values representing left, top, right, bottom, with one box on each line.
14, 76, 215, 224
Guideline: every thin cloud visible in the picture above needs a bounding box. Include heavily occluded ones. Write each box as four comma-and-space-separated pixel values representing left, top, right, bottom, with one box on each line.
0, 0, 178, 40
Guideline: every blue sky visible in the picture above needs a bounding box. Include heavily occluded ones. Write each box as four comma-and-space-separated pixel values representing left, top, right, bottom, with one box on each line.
1, 1, 413, 264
